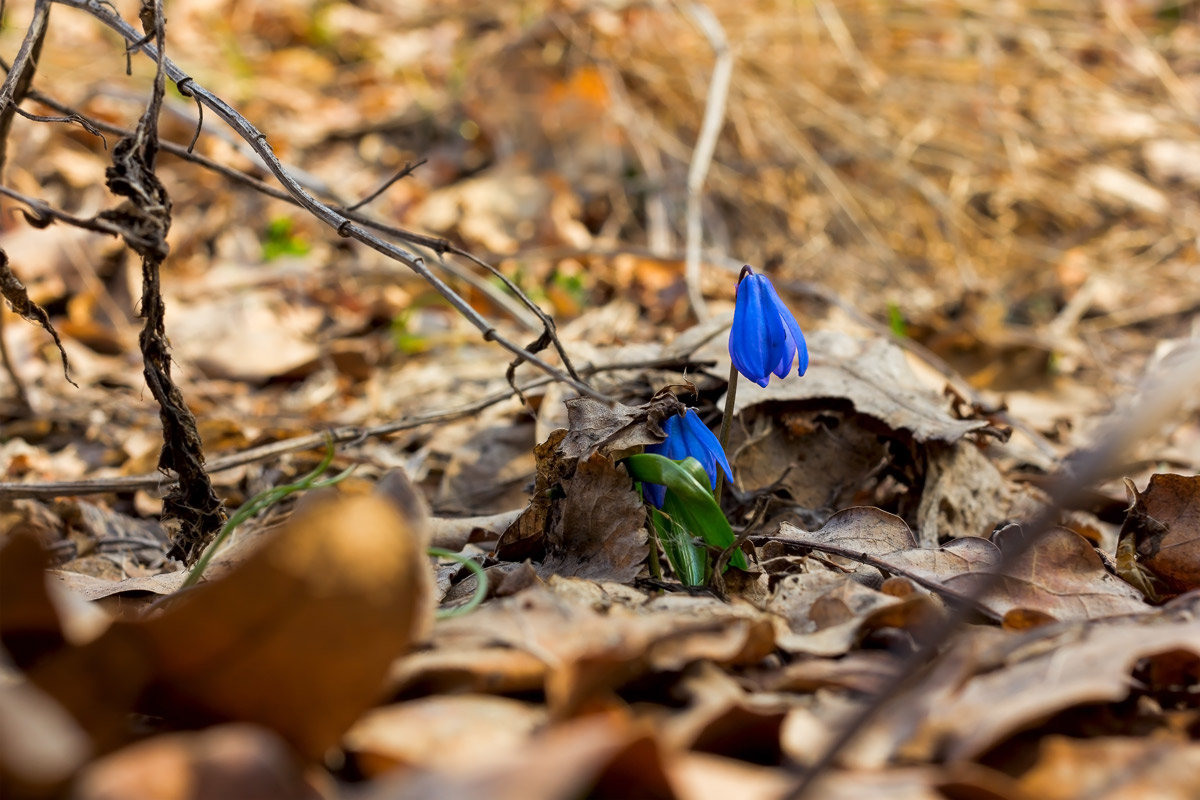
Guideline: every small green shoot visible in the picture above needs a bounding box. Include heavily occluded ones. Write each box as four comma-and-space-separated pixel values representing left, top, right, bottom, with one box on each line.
183, 438, 353, 589
261, 217, 311, 262
181, 438, 488, 620
429, 547, 489, 619
887, 301, 907, 339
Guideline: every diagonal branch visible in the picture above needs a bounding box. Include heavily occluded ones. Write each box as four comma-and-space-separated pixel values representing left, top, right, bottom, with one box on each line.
53, 0, 605, 402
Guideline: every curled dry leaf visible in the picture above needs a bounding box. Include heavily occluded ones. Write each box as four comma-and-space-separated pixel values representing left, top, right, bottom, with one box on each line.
539, 454, 648, 583
1118, 473, 1200, 597
26, 493, 431, 759
728, 330, 991, 444
773, 508, 1148, 621
905, 616, 1200, 762
499, 388, 683, 566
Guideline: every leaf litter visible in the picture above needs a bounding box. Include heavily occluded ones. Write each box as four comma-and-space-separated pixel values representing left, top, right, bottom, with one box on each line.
2, 2, 1200, 799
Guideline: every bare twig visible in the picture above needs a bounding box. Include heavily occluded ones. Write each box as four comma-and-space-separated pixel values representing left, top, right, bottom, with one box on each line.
0, 75, 548, 334
0, 0, 52, 175
347, 158, 426, 211
677, 0, 734, 321
0, 352, 710, 501
54, 0, 606, 402
0, 299, 31, 412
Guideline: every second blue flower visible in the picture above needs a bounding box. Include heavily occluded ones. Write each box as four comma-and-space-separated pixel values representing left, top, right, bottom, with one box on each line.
642, 408, 734, 508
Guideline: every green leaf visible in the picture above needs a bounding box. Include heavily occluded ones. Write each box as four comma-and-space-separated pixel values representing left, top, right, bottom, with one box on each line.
625, 453, 747, 571
648, 506, 706, 586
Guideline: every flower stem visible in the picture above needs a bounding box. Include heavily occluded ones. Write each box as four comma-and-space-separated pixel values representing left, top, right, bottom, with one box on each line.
714, 361, 739, 500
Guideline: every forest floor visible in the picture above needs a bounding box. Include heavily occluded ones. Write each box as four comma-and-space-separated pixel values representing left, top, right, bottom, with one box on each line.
1, 1, 1199, 799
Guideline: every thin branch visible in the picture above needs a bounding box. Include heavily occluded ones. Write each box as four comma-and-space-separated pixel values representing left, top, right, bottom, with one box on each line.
677, 0, 734, 321
0, 183, 127, 237
346, 158, 426, 211
0, 352, 712, 501
53, 0, 607, 402
0, 0, 52, 174
1, 78, 550, 333
750, 532, 1003, 622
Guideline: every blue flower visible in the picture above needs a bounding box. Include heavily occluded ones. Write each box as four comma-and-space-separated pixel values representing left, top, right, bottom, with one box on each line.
729, 266, 808, 387
642, 408, 734, 508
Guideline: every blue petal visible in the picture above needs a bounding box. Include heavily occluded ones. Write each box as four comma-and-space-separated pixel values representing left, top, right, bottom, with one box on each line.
763, 277, 808, 377
680, 409, 733, 487
642, 481, 666, 509
643, 414, 686, 507
731, 272, 790, 387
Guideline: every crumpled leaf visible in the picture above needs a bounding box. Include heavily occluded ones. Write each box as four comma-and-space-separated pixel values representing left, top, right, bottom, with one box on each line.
559, 388, 685, 460
1118, 473, 1200, 597
728, 330, 992, 444
498, 388, 686, 566
540, 454, 647, 583
772, 508, 1148, 621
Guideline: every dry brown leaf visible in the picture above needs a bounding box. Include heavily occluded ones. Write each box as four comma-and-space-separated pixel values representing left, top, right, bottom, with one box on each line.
1118, 473, 1200, 597
418, 582, 774, 715
342, 696, 547, 777
1016, 736, 1200, 800
358, 713, 675, 800
499, 388, 683, 564
729, 408, 889, 517
387, 646, 549, 698
540, 454, 647, 582
915, 440, 1045, 546
559, 389, 685, 461
903, 617, 1200, 761
71, 724, 324, 800
774, 508, 1148, 621
767, 570, 904, 657
49, 570, 186, 603
728, 330, 990, 444
27, 493, 431, 758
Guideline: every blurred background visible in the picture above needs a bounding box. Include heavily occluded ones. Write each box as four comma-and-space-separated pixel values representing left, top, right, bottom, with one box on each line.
2, 0, 1198, 485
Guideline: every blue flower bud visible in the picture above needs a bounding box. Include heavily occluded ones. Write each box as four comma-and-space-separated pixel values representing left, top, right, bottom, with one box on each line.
642, 408, 734, 508
729, 266, 809, 387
